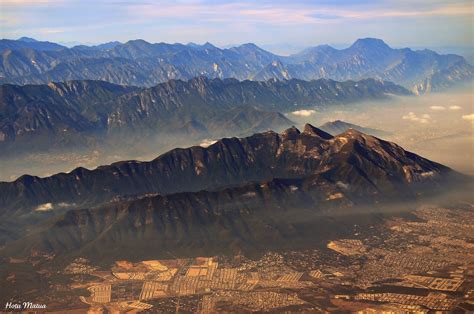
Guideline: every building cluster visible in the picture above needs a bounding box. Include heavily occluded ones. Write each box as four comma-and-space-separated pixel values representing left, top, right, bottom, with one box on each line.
327, 239, 367, 256
56, 205, 474, 312
354, 292, 458, 311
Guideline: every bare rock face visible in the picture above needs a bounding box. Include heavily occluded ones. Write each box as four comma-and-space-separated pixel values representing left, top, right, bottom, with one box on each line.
302, 123, 333, 139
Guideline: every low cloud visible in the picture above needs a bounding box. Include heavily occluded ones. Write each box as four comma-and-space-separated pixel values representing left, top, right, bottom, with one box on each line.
402, 112, 430, 123
430, 105, 446, 111
35, 203, 53, 212
449, 105, 462, 110
34, 202, 73, 212
462, 114, 474, 121
292, 109, 316, 117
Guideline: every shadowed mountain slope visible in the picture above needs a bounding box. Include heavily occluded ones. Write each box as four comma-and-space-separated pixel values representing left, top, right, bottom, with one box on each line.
0, 124, 466, 262
0, 124, 457, 216
0, 77, 408, 157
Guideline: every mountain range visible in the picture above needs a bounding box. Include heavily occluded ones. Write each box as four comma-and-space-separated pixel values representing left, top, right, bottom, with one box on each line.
0, 36, 471, 264
0, 77, 409, 158
1, 37, 472, 93
0, 124, 465, 262
0, 37, 65, 52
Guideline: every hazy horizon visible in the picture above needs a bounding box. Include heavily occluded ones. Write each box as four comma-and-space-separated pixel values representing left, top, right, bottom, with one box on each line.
5, 36, 474, 59
2, 85, 472, 182
1, 0, 472, 52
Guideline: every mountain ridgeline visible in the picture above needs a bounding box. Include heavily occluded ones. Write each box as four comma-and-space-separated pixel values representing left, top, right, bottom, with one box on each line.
1, 38, 472, 93
0, 77, 409, 157
0, 124, 458, 216
0, 124, 465, 261
319, 120, 393, 138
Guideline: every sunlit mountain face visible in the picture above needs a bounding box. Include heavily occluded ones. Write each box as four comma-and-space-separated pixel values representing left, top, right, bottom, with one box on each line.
1, 0, 473, 311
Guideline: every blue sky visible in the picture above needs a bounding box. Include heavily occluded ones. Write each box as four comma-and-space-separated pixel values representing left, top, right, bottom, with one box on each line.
0, 0, 472, 53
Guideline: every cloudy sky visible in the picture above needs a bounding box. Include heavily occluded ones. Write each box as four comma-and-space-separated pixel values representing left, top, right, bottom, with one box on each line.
1, 0, 472, 52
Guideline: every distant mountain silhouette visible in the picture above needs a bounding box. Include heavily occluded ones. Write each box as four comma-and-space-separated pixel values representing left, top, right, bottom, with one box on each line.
319, 120, 392, 138
0, 37, 65, 52
1, 38, 471, 92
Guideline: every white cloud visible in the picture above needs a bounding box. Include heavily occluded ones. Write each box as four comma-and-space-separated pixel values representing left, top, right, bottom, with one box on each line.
1, 0, 471, 48
449, 105, 462, 110
35, 203, 53, 211
462, 114, 474, 121
430, 105, 446, 111
402, 112, 430, 123
291, 109, 316, 117
34, 202, 72, 211
124, 1, 473, 26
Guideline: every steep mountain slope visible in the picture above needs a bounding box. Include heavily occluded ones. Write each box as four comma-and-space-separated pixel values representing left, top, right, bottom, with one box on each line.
319, 120, 392, 138
0, 125, 464, 261
1, 38, 471, 91
0, 177, 375, 261
0, 77, 408, 156
251, 60, 291, 81
0, 80, 140, 154
0, 124, 456, 217
0, 40, 279, 86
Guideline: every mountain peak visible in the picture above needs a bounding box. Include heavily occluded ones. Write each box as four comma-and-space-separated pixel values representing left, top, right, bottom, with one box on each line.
202, 41, 216, 49
350, 38, 390, 50
18, 37, 37, 42
233, 43, 271, 54
329, 120, 352, 127
239, 43, 259, 49
302, 124, 333, 139
281, 126, 301, 138
187, 42, 216, 50
124, 39, 151, 47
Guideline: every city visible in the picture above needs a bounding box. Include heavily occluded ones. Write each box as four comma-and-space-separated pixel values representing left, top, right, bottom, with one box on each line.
4, 203, 472, 312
